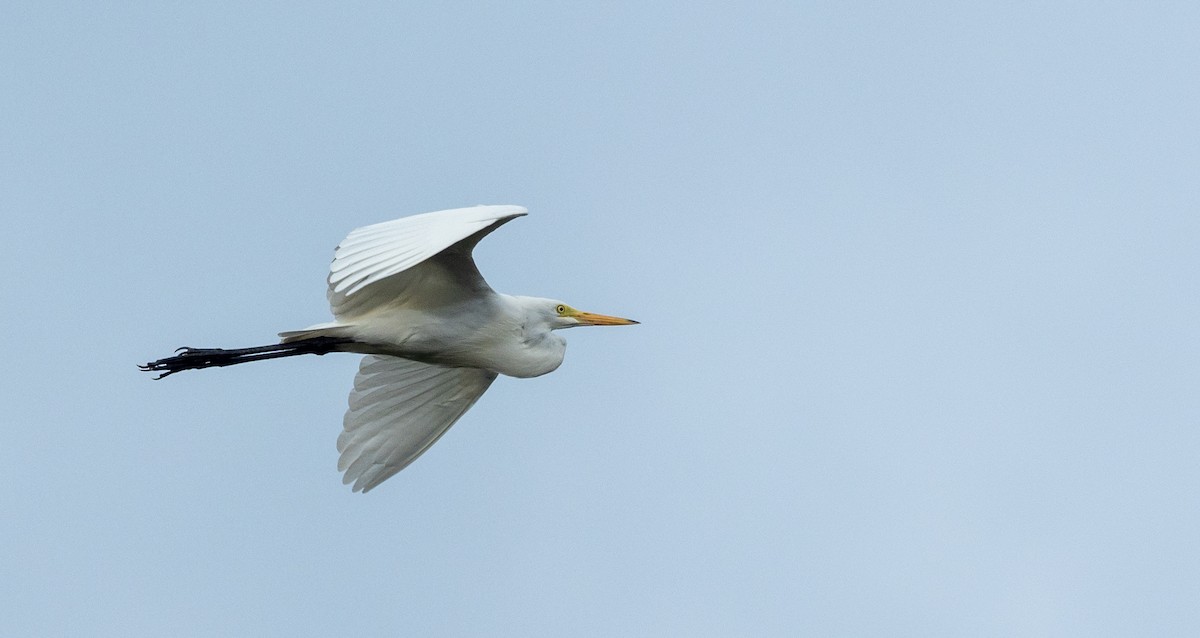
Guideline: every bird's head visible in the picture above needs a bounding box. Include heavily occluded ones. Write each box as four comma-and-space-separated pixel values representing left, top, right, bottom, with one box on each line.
523, 297, 639, 331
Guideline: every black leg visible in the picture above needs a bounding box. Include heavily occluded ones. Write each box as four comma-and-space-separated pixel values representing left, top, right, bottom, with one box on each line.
139, 337, 352, 379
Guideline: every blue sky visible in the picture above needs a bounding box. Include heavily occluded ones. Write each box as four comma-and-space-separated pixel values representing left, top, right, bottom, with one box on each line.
3, 2, 1198, 636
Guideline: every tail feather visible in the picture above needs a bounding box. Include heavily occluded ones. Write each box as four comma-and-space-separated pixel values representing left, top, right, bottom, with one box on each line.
139, 336, 353, 379
278, 322, 354, 343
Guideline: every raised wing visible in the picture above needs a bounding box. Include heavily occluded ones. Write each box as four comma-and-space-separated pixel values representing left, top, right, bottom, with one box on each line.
338, 355, 497, 492
327, 205, 527, 319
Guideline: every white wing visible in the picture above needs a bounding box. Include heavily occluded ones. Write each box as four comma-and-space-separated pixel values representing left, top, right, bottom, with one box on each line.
338, 355, 497, 492
327, 204, 527, 319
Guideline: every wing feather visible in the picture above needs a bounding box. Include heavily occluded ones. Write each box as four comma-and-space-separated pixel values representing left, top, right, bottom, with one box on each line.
338, 355, 497, 492
327, 205, 527, 319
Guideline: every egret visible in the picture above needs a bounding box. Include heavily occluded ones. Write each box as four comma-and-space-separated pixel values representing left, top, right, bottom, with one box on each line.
140, 205, 637, 492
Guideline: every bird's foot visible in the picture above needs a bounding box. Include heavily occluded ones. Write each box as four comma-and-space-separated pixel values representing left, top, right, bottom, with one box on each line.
139, 346, 221, 379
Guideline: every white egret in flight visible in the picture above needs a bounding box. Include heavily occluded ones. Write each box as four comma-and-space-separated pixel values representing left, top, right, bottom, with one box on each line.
141, 205, 637, 492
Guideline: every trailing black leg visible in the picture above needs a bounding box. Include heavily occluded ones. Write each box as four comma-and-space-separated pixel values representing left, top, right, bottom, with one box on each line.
139, 336, 353, 379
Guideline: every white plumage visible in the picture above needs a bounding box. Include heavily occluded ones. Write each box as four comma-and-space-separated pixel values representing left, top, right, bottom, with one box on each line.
142, 205, 637, 493
338, 356, 496, 492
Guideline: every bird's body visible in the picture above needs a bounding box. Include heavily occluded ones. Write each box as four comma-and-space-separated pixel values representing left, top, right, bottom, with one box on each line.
298, 293, 568, 378
141, 205, 636, 492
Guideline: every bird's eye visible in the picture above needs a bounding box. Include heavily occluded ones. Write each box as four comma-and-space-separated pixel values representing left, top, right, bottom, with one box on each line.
555, 305, 566, 314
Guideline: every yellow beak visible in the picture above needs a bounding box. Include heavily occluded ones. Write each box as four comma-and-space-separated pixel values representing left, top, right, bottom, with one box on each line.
572, 310, 639, 326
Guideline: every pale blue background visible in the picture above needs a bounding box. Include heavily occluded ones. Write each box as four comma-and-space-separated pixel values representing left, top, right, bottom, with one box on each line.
3, 3, 1198, 636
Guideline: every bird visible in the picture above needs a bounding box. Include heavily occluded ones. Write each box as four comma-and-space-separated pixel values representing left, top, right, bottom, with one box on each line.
140, 205, 637, 492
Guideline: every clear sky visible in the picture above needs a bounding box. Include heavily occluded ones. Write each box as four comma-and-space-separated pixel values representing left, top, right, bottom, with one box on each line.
3, 2, 1198, 636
